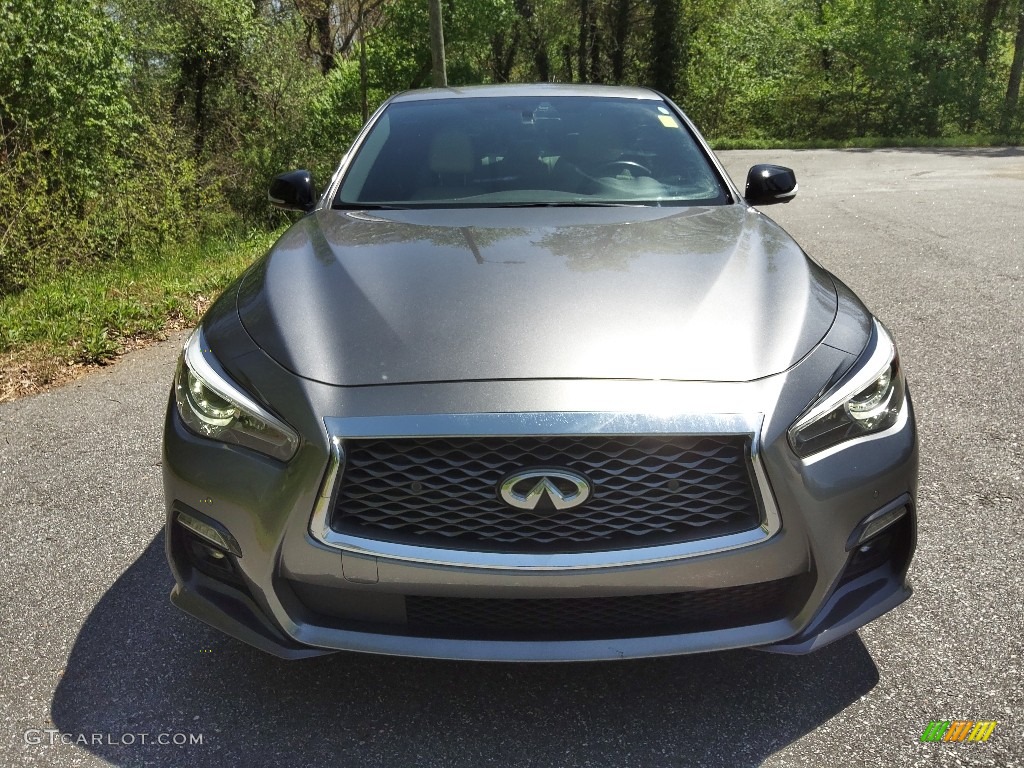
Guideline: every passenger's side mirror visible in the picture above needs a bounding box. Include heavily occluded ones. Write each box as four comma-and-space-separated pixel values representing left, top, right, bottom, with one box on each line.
744, 164, 798, 205
269, 169, 318, 212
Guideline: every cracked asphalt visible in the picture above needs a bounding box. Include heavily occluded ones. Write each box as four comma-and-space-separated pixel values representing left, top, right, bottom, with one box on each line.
1, 148, 1022, 767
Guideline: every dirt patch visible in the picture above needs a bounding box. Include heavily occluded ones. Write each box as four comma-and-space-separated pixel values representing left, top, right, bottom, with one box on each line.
0, 346, 88, 403
0, 303, 206, 405
0, 335, 171, 404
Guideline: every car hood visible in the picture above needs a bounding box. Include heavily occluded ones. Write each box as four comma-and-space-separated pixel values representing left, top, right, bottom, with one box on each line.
236, 205, 838, 385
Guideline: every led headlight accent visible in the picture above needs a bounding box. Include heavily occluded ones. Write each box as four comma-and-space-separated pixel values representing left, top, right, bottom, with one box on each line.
174, 328, 299, 461
789, 319, 906, 458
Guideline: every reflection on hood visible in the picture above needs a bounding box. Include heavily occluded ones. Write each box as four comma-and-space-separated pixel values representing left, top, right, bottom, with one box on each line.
238, 205, 837, 386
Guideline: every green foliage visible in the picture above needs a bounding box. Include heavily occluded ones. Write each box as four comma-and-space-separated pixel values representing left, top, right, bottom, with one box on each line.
2, 0, 1023, 317
0, 0, 224, 295
684, 0, 793, 137
683, 0, 1024, 140
307, 62, 379, 177
0, 0, 133, 191
0, 230, 279, 363
1, 0, 132, 293
368, 0, 515, 91
80, 328, 120, 365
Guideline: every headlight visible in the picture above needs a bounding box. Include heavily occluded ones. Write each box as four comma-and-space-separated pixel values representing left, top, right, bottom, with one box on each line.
174, 328, 300, 461
788, 319, 906, 458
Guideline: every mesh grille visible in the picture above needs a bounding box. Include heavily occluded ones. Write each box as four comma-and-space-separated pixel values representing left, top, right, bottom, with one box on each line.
331, 435, 761, 552
405, 577, 806, 640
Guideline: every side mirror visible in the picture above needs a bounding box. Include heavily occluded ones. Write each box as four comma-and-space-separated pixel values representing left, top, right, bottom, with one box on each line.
744, 164, 798, 205
269, 169, 318, 212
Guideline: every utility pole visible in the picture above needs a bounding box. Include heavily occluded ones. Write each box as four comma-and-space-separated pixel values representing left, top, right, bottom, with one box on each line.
429, 0, 447, 87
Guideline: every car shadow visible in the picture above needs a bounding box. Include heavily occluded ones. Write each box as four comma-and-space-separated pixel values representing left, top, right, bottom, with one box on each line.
51, 533, 879, 767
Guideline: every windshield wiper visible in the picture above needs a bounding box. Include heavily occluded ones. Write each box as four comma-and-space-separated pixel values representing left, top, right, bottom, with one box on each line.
333, 201, 652, 210
495, 201, 648, 208
331, 202, 411, 210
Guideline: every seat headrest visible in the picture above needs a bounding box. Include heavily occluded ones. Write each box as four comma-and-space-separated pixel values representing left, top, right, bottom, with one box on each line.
429, 132, 474, 175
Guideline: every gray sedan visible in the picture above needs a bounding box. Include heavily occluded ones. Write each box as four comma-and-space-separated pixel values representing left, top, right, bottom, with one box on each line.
162, 84, 918, 661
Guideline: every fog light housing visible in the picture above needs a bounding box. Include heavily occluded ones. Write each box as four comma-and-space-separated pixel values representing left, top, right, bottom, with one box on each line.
174, 508, 244, 585
849, 504, 908, 550
177, 510, 242, 557
183, 536, 241, 583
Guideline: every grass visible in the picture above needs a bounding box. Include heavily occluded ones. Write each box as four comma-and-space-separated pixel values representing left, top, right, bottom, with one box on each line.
709, 134, 1021, 150
0, 228, 282, 402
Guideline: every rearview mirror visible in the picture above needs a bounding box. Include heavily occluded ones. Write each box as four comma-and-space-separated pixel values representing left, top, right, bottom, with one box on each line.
744, 164, 798, 205
269, 170, 318, 212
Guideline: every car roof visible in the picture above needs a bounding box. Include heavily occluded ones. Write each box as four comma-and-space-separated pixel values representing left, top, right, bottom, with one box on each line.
389, 83, 663, 103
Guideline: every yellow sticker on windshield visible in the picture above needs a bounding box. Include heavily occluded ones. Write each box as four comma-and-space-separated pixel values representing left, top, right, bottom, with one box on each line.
659, 115, 679, 128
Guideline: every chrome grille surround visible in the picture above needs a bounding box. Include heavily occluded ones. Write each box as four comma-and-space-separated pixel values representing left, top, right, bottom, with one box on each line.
331, 435, 760, 552
310, 413, 780, 570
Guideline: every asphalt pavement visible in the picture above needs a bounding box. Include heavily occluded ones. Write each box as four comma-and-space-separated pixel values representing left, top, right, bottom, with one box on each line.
1, 148, 1022, 767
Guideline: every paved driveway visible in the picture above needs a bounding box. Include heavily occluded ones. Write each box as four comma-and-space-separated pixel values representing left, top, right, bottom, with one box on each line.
1, 148, 1021, 767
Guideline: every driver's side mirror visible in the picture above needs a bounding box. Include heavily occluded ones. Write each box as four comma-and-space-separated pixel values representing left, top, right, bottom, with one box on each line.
269, 169, 318, 212
744, 164, 798, 205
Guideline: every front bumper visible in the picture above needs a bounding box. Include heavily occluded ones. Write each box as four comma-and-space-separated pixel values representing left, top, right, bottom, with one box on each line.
163, 379, 918, 661
168, 513, 913, 661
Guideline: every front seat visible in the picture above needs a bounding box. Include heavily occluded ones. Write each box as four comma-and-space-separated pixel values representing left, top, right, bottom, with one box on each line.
414, 131, 477, 200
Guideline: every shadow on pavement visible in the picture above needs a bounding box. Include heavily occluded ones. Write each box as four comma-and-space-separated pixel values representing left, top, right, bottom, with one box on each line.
51, 533, 878, 767
840, 145, 1024, 159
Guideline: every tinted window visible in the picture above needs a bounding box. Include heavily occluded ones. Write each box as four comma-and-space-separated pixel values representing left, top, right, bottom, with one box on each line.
334, 96, 729, 207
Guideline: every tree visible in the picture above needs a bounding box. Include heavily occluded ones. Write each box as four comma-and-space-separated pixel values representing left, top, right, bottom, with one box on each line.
0, 0, 131, 190
429, 0, 448, 85
648, 0, 681, 97
489, 27, 520, 82
293, 0, 390, 75
608, 0, 633, 83
0, 0, 133, 292
519, 0, 552, 80
1007, 2, 1024, 129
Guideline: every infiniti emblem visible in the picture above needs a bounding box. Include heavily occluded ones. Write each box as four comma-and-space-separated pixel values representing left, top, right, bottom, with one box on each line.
499, 469, 591, 511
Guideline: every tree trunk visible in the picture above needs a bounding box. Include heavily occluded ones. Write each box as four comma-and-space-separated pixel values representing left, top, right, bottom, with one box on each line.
610, 0, 630, 83
359, 0, 368, 121
648, 0, 679, 98
561, 43, 574, 81
977, 0, 1004, 70
1005, 5, 1024, 129
971, 0, 1005, 128
429, 0, 447, 87
514, 0, 548, 81
315, 12, 335, 74
577, 0, 589, 83
490, 30, 520, 82
588, 5, 601, 82
534, 44, 550, 82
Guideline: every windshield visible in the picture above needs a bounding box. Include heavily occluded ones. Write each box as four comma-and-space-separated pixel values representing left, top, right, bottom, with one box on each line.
333, 96, 730, 208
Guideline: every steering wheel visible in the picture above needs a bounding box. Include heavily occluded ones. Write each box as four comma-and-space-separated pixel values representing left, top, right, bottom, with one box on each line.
596, 160, 653, 177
